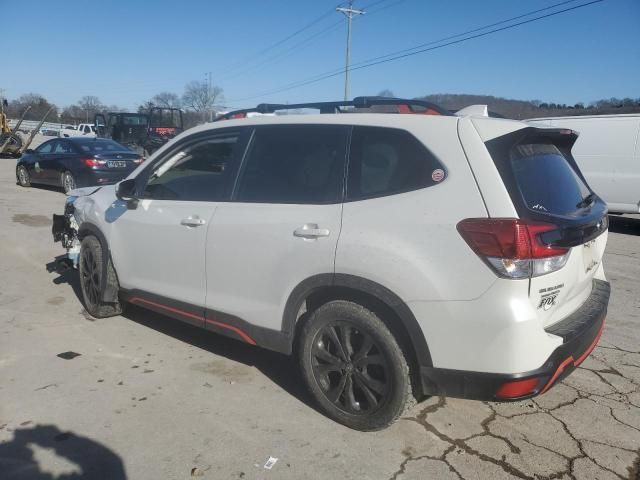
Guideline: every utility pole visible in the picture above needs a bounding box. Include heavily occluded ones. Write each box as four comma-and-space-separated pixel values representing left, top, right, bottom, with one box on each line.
336, 1, 365, 101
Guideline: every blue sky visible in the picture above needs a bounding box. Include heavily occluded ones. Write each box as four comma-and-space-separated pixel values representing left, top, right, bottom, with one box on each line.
2, 0, 639, 111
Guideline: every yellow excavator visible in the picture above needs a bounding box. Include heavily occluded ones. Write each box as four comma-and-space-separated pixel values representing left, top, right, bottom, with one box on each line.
0, 98, 52, 158
0, 99, 9, 135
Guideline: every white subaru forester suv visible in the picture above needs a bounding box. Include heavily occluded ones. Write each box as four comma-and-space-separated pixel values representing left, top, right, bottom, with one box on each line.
52, 97, 610, 431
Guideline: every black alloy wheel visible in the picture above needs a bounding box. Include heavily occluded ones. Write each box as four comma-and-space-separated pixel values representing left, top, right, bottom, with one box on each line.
311, 322, 390, 415
80, 245, 101, 309
78, 236, 122, 318
299, 300, 411, 431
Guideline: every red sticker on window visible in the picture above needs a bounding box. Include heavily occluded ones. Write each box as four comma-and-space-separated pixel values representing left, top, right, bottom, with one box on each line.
432, 169, 445, 182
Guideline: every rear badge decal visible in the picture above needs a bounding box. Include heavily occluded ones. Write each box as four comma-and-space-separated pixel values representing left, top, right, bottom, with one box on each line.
431, 169, 445, 182
538, 293, 558, 311
538, 284, 564, 311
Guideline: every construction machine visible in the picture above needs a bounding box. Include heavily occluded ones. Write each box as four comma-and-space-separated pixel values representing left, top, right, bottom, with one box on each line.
0, 98, 54, 158
95, 107, 183, 156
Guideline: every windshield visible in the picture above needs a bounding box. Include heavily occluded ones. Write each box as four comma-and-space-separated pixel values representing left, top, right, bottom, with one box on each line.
149, 109, 181, 128
121, 115, 148, 126
510, 143, 591, 216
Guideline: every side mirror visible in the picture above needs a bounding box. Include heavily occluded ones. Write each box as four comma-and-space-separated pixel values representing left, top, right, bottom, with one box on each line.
116, 179, 138, 208
25, 149, 35, 154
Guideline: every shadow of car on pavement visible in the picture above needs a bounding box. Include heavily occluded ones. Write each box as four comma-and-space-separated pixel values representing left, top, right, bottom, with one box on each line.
46, 260, 317, 414
0, 424, 127, 480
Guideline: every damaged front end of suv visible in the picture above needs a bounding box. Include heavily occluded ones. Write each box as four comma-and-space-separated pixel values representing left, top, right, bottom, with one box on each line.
52, 196, 82, 270
51, 187, 102, 270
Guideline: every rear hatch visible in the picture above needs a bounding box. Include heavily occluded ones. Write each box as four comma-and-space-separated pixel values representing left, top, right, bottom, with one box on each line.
484, 126, 608, 328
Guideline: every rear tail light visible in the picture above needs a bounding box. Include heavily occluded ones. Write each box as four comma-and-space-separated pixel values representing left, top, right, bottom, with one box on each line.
134, 157, 144, 164
457, 218, 570, 279
82, 157, 106, 167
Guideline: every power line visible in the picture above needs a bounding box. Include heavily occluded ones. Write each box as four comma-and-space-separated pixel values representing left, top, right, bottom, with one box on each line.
238, 0, 586, 98
221, 4, 342, 77
219, 0, 403, 83
345, 0, 585, 71
218, 20, 344, 82
226, 0, 604, 104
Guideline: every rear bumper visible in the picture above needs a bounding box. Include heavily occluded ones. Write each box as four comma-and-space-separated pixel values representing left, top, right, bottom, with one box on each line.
420, 279, 610, 401
75, 169, 135, 188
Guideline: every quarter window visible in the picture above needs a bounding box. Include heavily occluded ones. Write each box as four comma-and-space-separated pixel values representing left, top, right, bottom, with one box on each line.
143, 133, 241, 201
347, 126, 444, 201
236, 125, 348, 204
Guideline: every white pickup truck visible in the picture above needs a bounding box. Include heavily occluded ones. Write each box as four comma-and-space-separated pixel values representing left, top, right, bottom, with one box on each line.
59, 124, 97, 138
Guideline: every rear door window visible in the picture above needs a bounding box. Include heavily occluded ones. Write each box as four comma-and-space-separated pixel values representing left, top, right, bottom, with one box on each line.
36, 142, 54, 154
347, 126, 445, 201
235, 125, 349, 204
510, 143, 590, 216
53, 141, 73, 154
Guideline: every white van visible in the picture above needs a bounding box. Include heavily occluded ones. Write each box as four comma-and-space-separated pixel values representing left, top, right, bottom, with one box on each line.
527, 114, 640, 214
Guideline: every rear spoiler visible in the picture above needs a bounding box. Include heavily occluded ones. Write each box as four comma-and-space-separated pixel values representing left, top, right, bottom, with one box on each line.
456, 105, 489, 117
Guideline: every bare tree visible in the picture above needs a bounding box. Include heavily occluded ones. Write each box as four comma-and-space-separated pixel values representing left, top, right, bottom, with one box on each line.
8, 94, 57, 121
152, 92, 181, 109
76, 96, 104, 122
182, 80, 223, 113
137, 101, 155, 114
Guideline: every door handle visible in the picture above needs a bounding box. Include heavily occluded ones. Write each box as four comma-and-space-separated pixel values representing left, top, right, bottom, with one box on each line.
180, 216, 206, 227
294, 224, 330, 239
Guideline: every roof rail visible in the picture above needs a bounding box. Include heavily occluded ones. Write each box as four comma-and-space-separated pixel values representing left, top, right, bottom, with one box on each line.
215, 96, 451, 121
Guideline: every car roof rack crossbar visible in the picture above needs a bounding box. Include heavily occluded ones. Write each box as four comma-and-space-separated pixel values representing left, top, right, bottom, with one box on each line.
216, 96, 451, 121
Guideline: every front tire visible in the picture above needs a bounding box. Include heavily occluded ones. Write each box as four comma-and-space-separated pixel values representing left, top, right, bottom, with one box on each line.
16, 165, 31, 187
298, 300, 411, 431
79, 236, 122, 318
61, 171, 76, 193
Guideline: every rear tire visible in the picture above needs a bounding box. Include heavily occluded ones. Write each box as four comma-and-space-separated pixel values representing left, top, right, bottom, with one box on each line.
16, 165, 31, 187
298, 300, 411, 431
79, 236, 122, 318
61, 171, 76, 193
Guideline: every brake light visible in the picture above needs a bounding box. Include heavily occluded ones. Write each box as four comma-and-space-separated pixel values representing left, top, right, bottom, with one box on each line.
457, 218, 570, 279
81, 157, 106, 167
134, 157, 144, 164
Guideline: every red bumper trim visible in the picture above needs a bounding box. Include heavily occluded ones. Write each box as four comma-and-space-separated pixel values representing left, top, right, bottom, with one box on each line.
539, 319, 605, 394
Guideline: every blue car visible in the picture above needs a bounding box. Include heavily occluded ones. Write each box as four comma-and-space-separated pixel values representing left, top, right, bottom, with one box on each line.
16, 138, 144, 193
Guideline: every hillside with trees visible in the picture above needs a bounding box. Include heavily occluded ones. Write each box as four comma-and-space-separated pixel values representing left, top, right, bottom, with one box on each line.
416, 93, 640, 119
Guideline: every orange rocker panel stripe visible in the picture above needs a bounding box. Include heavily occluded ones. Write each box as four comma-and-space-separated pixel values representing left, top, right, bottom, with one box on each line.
130, 297, 257, 345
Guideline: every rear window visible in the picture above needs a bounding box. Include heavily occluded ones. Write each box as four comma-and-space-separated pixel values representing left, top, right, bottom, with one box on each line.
77, 140, 131, 153
510, 143, 590, 216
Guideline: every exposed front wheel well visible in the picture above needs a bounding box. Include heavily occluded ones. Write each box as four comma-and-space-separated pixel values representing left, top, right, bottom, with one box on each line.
294, 285, 425, 399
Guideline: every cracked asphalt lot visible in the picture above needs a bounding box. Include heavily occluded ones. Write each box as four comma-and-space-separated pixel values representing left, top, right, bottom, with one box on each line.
0, 157, 639, 479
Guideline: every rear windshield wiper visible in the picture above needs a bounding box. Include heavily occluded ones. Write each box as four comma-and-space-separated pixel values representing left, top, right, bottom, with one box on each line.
576, 193, 596, 209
